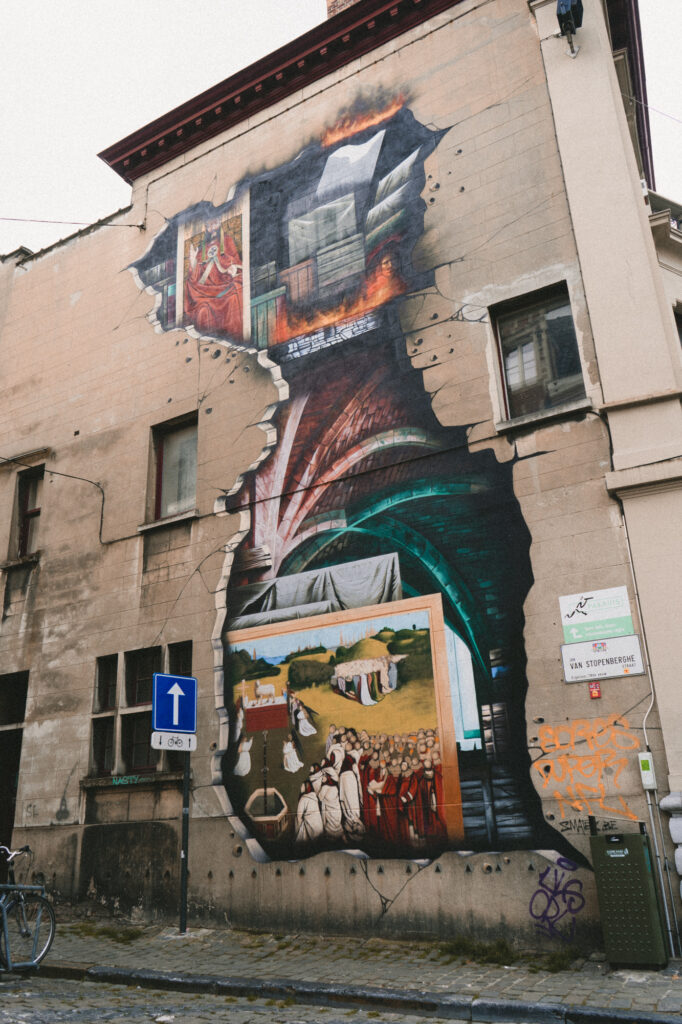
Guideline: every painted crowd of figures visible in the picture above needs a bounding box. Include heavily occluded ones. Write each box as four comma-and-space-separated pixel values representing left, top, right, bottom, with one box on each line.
294, 726, 446, 849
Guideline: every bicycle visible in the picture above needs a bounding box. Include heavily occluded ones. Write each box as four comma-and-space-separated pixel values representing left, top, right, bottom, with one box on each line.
0, 844, 56, 970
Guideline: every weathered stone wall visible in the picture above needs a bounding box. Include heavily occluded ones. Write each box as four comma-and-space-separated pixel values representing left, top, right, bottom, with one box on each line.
0, 0, 670, 946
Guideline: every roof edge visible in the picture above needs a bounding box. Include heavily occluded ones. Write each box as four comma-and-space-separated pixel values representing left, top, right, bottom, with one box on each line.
98, 0, 463, 184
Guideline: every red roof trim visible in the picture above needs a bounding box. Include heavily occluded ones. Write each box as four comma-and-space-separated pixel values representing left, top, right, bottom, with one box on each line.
98, 0, 463, 183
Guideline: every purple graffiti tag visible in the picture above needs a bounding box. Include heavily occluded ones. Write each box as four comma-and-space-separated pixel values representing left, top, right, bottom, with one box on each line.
528, 858, 585, 942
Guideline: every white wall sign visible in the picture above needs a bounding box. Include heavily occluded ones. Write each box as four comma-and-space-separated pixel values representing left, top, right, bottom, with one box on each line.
561, 634, 644, 682
559, 585, 633, 642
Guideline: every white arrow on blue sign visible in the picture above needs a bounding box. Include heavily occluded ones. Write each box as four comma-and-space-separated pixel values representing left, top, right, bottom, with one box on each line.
152, 673, 197, 734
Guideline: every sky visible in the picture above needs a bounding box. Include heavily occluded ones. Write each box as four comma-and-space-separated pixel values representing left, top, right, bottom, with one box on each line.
0, 0, 679, 256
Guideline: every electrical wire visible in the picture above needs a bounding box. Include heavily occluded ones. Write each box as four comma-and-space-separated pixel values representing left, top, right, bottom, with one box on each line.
0, 216, 141, 228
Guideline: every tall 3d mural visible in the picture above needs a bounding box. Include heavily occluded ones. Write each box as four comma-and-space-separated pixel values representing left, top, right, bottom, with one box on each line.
132, 96, 574, 863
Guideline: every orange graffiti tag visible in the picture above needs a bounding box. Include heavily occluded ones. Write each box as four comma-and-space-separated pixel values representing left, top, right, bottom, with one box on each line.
534, 714, 640, 822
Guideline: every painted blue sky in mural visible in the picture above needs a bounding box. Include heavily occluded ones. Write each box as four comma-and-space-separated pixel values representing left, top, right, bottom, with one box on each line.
231, 609, 431, 663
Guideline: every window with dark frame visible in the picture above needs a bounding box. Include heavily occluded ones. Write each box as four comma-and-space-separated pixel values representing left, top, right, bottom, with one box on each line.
494, 285, 585, 420
17, 466, 44, 557
121, 711, 159, 772
125, 646, 161, 706
95, 654, 118, 712
168, 640, 193, 678
91, 717, 115, 775
167, 641, 193, 771
153, 418, 197, 520
0, 671, 29, 726
88, 643, 193, 779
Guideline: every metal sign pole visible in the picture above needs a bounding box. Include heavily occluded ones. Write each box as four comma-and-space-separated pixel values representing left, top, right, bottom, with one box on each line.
179, 751, 190, 934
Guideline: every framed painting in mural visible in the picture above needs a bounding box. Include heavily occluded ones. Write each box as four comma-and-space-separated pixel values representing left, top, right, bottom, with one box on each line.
174, 191, 251, 342
224, 593, 464, 859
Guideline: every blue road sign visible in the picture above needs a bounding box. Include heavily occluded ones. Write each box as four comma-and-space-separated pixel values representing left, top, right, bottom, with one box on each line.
152, 674, 197, 734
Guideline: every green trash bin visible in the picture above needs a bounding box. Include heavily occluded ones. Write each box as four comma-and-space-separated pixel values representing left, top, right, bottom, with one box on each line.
590, 831, 668, 968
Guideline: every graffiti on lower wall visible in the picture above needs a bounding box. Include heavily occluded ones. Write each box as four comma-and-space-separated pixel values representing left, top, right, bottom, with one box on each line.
529, 857, 585, 942
532, 715, 640, 822
133, 92, 585, 863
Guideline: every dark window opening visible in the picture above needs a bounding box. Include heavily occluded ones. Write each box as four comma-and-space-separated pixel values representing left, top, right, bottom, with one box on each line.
125, 647, 161, 706
121, 712, 159, 772
167, 641, 193, 771
0, 671, 29, 726
17, 466, 44, 557
91, 717, 115, 775
95, 654, 118, 712
494, 284, 585, 420
168, 640, 193, 678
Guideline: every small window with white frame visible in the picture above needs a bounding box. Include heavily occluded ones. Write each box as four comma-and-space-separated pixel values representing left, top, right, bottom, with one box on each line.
494, 284, 585, 420
152, 417, 197, 521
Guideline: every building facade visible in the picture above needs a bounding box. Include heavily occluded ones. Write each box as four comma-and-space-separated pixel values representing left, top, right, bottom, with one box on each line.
1, 0, 681, 949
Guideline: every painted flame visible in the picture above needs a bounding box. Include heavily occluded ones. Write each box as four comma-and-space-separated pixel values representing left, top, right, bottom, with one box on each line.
321, 95, 406, 148
273, 260, 407, 345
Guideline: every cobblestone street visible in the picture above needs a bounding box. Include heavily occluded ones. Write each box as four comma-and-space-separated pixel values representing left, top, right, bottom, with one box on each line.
0, 976, 458, 1024
1, 921, 679, 1023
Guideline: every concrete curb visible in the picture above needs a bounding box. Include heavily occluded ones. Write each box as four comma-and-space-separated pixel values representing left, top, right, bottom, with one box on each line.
33, 961, 682, 1024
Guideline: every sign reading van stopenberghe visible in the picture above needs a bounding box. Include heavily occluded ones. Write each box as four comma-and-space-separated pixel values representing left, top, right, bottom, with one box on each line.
561, 634, 644, 683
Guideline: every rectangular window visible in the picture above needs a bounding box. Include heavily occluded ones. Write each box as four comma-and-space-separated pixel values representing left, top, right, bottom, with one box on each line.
168, 640, 193, 678
95, 654, 118, 712
91, 717, 115, 775
154, 419, 197, 520
125, 646, 161, 706
167, 641, 193, 770
121, 711, 158, 772
494, 285, 585, 420
0, 671, 29, 726
88, 643, 192, 780
17, 466, 44, 557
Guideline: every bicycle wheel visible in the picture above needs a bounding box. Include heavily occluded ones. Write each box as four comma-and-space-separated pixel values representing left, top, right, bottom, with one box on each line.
0, 894, 55, 968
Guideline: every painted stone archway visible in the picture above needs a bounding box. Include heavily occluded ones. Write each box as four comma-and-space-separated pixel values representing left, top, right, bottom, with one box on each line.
132, 94, 576, 865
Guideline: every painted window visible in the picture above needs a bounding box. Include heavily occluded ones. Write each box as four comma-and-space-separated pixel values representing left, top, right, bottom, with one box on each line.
16, 466, 44, 557
153, 419, 197, 520
495, 285, 585, 420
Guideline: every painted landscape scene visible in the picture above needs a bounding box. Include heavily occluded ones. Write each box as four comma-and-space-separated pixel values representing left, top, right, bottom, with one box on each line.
224, 600, 463, 859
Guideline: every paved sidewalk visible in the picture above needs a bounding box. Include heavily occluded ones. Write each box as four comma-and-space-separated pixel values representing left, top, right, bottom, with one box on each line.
27, 919, 682, 1023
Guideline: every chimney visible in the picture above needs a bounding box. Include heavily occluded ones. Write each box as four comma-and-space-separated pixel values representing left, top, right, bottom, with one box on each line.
327, 0, 362, 16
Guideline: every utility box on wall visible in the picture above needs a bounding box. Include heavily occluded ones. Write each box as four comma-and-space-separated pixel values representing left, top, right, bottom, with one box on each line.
590, 832, 668, 968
